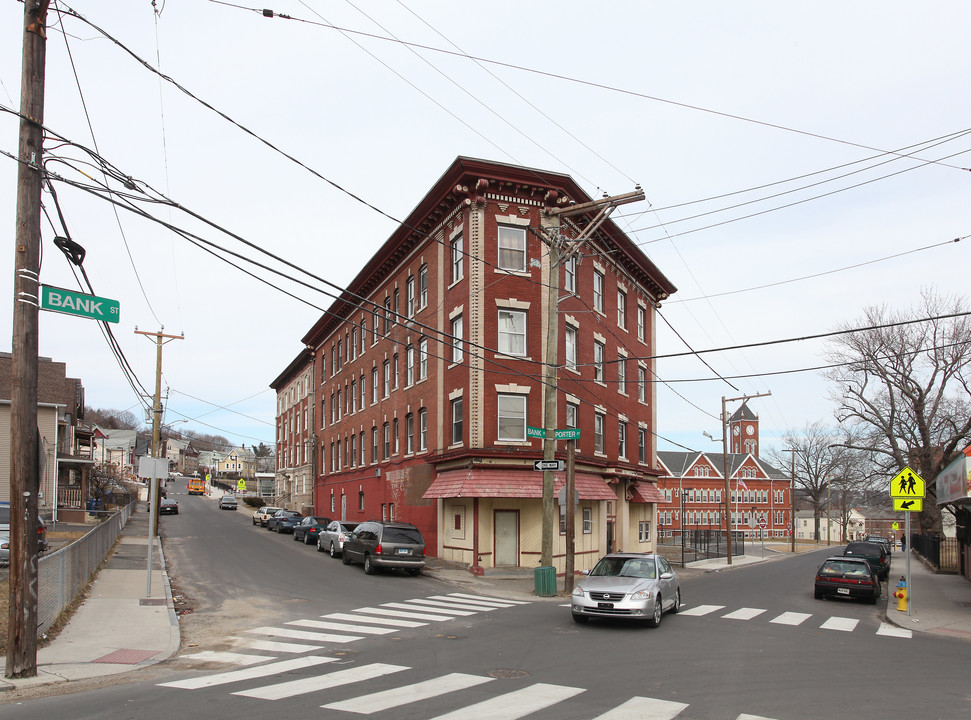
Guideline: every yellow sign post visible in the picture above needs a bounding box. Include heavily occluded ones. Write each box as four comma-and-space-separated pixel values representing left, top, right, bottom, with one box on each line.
237, 478, 246, 492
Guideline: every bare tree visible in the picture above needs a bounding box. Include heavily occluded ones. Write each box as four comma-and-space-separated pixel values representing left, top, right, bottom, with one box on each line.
825, 289, 971, 534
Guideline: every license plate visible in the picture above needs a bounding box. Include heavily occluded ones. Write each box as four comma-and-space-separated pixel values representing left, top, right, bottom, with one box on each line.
837, 588, 850, 595
598, 602, 614, 609
397, 548, 410, 555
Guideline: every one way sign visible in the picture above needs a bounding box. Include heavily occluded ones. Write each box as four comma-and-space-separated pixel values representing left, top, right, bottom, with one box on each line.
533, 460, 564, 471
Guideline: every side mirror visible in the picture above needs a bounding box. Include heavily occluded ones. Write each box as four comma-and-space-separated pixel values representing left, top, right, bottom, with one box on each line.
580, 569, 590, 576
660, 572, 674, 580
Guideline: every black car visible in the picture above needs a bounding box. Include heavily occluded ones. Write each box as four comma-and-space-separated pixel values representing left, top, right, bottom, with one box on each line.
864, 534, 893, 556
292, 516, 332, 545
159, 498, 179, 515
815, 556, 882, 603
844, 541, 891, 580
266, 509, 303, 533
341, 521, 425, 575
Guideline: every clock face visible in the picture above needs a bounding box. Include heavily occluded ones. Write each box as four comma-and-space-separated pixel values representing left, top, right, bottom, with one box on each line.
745, 425, 755, 436
732, 426, 740, 435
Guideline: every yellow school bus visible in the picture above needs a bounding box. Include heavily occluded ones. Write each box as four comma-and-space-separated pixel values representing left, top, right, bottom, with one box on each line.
186, 478, 206, 495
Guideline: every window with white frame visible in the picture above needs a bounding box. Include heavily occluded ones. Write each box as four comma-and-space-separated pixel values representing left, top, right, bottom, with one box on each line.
565, 326, 577, 370
451, 315, 463, 363
498, 309, 527, 356
418, 264, 428, 310
418, 407, 428, 451
383, 297, 392, 333
618, 420, 627, 458
383, 360, 390, 397
451, 397, 463, 445
617, 289, 627, 328
639, 521, 651, 542
382, 422, 390, 459
617, 356, 626, 394
593, 341, 605, 382
419, 337, 428, 380
406, 413, 414, 454
406, 275, 415, 317
451, 233, 464, 283
564, 255, 576, 293
638, 366, 647, 402
497, 394, 527, 441
594, 412, 605, 453
583, 507, 593, 534
638, 428, 647, 463
406, 345, 415, 386
593, 270, 604, 313
371, 367, 378, 403
371, 426, 378, 463
498, 226, 527, 271
566, 402, 579, 429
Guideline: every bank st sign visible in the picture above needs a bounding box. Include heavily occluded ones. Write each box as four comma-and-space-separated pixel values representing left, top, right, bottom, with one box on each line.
40, 285, 120, 323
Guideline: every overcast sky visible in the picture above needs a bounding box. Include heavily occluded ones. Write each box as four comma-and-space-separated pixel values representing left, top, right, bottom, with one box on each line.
1, 2, 969, 456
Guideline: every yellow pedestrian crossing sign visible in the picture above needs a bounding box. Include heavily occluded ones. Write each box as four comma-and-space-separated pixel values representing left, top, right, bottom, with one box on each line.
893, 497, 922, 512
889, 467, 925, 498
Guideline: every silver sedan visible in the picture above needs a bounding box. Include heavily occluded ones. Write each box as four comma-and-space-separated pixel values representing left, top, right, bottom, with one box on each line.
317, 520, 360, 558
571, 552, 681, 627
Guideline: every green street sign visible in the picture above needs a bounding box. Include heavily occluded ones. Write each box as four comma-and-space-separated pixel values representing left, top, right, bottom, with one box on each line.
41, 285, 119, 323
526, 426, 581, 440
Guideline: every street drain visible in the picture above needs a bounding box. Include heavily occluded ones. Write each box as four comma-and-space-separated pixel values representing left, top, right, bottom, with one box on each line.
486, 668, 530, 679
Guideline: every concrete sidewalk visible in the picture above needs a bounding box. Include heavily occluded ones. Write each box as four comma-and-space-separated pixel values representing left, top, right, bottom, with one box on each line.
0, 507, 181, 693
1, 517, 968, 695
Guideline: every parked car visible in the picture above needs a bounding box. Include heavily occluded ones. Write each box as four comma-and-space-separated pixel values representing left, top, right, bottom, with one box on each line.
159, 498, 179, 515
267, 509, 304, 533
814, 555, 882, 603
341, 521, 425, 575
218, 495, 238, 510
253, 506, 283, 527
317, 520, 360, 557
864, 534, 893, 556
0, 534, 9, 566
292, 516, 332, 544
0, 504, 48, 551
843, 541, 891, 580
571, 552, 681, 627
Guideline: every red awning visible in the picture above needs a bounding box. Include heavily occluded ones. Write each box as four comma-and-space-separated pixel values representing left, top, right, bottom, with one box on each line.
423, 469, 616, 501
628, 481, 667, 504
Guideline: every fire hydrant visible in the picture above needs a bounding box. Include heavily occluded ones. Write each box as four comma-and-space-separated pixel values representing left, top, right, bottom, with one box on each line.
893, 576, 908, 612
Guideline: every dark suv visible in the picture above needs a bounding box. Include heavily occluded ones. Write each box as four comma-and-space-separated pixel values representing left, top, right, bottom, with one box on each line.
341, 521, 426, 575
844, 541, 890, 580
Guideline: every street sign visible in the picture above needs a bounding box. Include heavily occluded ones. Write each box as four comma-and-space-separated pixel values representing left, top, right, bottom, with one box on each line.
533, 459, 565, 472
893, 497, 923, 512
237, 479, 246, 491
526, 426, 581, 440
889, 467, 926, 498
758, 518, 767, 529
558, 486, 580, 507
40, 285, 120, 323
892, 521, 900, 530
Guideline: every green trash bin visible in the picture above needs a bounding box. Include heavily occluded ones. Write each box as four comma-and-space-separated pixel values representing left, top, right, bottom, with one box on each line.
534, 565, 557, 597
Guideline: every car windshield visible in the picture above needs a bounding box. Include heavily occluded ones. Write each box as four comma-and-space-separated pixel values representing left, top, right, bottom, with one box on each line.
820, 560, 870, 576
383, 528, 423, 543
590, 557, 656, 579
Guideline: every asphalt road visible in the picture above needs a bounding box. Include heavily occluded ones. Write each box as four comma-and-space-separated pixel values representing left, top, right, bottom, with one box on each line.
4, 482, 970, 719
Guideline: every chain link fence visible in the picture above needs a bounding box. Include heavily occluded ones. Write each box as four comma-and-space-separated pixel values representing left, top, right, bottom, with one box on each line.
37, 501, 135, 635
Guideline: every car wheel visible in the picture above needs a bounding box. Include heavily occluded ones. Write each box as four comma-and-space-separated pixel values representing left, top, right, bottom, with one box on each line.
316, 538, 325, 553
408, 567, 421, 576
330, 542, 337, 558
305, 534, 314, 545
364, 555, 376, 575
341, 551, 351, 565
670, 588, 682, 613
572, 613, 589, 624
292, 532, 300, 541
814, 588, 824, 600
646, 596, 663, 628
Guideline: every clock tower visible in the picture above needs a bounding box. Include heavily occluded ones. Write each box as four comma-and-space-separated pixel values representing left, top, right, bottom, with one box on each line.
728, 402, 760, 457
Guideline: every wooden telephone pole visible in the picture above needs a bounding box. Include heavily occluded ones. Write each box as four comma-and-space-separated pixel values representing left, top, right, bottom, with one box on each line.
6, 0, 51, 680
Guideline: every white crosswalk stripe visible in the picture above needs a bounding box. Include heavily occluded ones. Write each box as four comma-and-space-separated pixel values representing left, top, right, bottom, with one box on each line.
287, 618, 397, 635
158, 656, 338, 689
358, 605, 460, 621
770, 612, 812, 626
325, 611, 427, 628
426, 682, 585, 720
380, 600, 475, 616
722, 607, 767, 620
246, 625, 364, 643
233, 662, 409, 700
429, 594, 516, 608
820, 616, 859, 632
591, 695, 688, 719
876, 622, 912, 638
406, 598, 497, 612
234, 638, 325, 653
322, 672, 494, 714
177, 651, 272, 666
678, 604, 725, 616
447, 592, 530, 605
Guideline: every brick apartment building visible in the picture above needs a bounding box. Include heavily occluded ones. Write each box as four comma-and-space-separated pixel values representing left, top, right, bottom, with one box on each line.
656, 403, 792, 540
271, 348, 315, 513
276, 157, 678, 574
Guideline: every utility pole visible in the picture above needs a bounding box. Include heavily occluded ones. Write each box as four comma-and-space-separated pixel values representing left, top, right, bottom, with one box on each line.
782, 448, 797, 552
135, 329, 183, 542
720, 392, 771, 565
6, 0, 51, 680
538, 188, 645, 570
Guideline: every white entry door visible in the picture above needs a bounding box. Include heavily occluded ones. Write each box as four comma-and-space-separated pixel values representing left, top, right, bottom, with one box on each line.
494, 510, 519, 567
